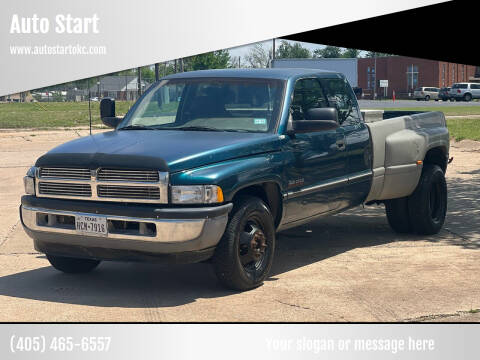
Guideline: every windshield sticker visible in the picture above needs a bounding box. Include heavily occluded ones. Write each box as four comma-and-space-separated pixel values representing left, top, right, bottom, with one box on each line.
254, 118, 266, 125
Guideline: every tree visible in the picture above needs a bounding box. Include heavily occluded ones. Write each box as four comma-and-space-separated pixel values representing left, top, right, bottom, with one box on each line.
275, 40, 311, 59
342, 48, 360, 58
313, 45, 342, 58
184, 50, 231, 71
140, 67, 155, 82
365, 51, 393, 57
244, 43, 271, 68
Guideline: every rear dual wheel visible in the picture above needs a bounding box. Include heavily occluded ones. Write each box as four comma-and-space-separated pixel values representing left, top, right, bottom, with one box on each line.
385, 164, 447, 235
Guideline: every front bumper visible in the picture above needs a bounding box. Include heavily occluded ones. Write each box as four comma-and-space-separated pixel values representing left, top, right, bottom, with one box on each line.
20, 195, 232, 263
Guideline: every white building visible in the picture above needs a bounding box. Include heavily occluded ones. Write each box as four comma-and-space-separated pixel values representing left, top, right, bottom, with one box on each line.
272, 58, 358, 88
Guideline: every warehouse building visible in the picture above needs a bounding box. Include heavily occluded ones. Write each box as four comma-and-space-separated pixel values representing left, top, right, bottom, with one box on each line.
272, 58, 358, 87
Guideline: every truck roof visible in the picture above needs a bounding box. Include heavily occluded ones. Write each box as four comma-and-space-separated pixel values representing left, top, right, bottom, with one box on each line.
162, 68, 342, 81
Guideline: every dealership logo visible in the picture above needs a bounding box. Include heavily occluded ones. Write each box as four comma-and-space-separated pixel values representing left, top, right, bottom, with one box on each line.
9, 14, 100, 34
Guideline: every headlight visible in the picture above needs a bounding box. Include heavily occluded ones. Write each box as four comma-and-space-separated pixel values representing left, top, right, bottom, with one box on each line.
171, 185, 224, 204
23, 166, 37, 195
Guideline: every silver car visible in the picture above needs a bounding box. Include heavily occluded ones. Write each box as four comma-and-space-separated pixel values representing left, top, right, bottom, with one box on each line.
449, 83, 480, 102
414, 87, 439, 101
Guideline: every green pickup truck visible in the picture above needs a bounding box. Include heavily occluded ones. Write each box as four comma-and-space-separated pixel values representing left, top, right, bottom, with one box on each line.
21, 68, 450, 290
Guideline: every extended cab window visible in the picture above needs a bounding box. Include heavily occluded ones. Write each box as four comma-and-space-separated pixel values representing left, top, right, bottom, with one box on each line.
319, 78, 361, 124
291, 78, 328, 120
121, 78, 284, 133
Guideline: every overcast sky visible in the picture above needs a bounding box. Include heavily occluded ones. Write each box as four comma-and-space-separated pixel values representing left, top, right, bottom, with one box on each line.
228, 39, 327, 59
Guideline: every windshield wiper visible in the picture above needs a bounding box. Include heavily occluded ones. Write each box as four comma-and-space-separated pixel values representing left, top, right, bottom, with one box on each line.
118, 125, 155, 130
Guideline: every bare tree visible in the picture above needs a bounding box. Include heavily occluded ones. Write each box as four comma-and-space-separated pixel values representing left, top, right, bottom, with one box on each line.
244, 43, 272, 68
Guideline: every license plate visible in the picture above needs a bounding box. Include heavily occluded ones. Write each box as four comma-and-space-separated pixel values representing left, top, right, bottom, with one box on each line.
75, 215, 108, 236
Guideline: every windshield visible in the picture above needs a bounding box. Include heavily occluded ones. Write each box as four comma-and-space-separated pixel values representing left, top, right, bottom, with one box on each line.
120, 78, 285, 133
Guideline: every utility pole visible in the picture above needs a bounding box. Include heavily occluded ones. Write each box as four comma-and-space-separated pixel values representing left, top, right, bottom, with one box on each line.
137, 67, 142, 98
373, 52, 377, 100
238, 56, 241, 68
154, 63, 160, 82
174, 59, 177, 73
271, 38, 276, 68
125, 73, 128, 101
87, 78, 92, 135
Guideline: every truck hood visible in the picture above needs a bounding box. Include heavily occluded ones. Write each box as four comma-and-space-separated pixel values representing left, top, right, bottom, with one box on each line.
35, 130, 283, 173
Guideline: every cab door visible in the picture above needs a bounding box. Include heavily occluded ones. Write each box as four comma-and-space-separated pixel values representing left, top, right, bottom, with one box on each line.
283, 78, 347, 224
319, 77, 372, 210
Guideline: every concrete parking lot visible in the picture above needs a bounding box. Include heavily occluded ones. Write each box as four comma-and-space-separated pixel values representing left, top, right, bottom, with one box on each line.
0, 129, 479, 322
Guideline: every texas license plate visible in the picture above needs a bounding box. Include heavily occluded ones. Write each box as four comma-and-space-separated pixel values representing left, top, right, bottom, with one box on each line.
75, 215, 108, 236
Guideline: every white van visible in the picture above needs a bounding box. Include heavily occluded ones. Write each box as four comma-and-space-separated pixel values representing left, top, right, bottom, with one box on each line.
414, 87, 440, 101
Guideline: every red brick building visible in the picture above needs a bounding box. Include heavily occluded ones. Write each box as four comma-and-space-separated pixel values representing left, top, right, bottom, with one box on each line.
358, 56, 477, 98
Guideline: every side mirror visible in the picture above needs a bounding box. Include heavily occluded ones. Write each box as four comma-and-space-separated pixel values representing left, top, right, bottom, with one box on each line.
292, 107, 339, 133
100, 97, 122, 128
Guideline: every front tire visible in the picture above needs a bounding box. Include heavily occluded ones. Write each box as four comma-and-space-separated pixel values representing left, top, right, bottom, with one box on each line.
46, 254, 101, 273
213, 196, 275, 291
425, 95, 430, 101
408, 164, 447, 235
464, 93, 472, 102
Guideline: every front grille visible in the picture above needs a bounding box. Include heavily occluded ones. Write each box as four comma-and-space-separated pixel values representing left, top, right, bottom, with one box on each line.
36, 167, 167, 203
97, 185, 160, 200
38, 182, 92, 197
39, 167, 90, 180
97, 169, 159, 183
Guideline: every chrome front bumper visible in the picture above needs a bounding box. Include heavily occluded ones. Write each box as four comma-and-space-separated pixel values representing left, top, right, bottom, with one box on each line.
21, 203, 231, 256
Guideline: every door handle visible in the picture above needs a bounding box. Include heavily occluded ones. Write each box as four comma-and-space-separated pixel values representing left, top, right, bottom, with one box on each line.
336, 139, 346, 150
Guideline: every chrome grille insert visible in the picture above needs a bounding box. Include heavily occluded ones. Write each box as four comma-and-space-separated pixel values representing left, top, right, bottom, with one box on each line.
39, 167, 91, 180
97, 185, 160, 200
35, 167, 168, 203
97, 169, 159, 183
38, 182, 92, 197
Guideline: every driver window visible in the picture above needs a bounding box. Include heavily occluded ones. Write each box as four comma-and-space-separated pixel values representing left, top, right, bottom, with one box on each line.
319, 78, 360, 124
291, 78, 328, 120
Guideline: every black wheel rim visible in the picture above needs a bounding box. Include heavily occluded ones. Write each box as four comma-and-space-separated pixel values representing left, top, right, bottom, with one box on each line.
238, 216, 269, 276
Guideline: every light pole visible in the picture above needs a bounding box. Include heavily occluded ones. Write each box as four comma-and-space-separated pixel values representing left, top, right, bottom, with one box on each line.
97, 81, 100, 98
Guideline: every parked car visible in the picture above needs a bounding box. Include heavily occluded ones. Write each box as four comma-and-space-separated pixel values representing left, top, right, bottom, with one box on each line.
414, 87, 440, 101
449, 83, 480, 102
438, 87, 452, 101
21, 69, 450, 290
